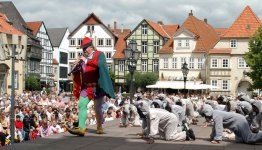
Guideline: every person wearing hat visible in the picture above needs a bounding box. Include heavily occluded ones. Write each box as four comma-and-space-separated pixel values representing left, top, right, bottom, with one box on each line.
67, 37, 115, 136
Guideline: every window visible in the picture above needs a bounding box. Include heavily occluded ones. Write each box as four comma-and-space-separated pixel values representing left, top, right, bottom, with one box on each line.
189, 57, 194, 69
153, 41, 160, 54
211, 58, 218, 68
106, 39, 112, 46
119, 61, 125, 72
60, 52, 68, 64
198, 58, 204, 69
107, 64, 111, 71
78, 52, 83, 56
181, 57, 186, 67
178, 40, 182, 47
141, 60, 147, 72
106, 52, 111, 59
230, 39, 237, 48
59, 67, 68, 78
98, 38, 104, 46
69, 52, 75, 59
211, 80, 218, 90
238, 57, 249, 68
141, 41, 147, 53
172, 57, 177, 69
70, 39, 75, 46
222, 59, 229, 68
222, 80, 229, 90
163, 58, 168, 69
141, 24, 148, 35
185, 40, 190, 47
77, 38, 82, 46
153, 60, 159, 72
87, 25, 94, 32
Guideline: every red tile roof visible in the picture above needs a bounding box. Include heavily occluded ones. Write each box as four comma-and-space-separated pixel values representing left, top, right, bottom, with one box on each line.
52, 58, 59, 65
215, 28, 227, 37
159, 38, 173, 54
145, 19, 179, 38
160, 15, 219, 54
162, 24, 180, 37
26, 21, 42, 36
209, 48, 232, 54
0, 13, 23, 35
181, 15, 219, 52
112, 29, 131, 59
222, 6, 262, 38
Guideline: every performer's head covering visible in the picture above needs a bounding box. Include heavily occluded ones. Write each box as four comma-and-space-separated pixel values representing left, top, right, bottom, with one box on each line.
80, 37, 93, 49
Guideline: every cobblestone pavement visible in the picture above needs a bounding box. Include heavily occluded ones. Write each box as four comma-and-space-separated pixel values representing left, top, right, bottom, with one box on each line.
2, 117, 262, 150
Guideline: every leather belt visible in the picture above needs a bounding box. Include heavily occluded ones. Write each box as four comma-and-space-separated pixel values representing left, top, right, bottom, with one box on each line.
87, 83, 97, 87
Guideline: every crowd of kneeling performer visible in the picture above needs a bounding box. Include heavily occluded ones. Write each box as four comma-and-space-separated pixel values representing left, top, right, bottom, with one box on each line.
119, 93, 262, 144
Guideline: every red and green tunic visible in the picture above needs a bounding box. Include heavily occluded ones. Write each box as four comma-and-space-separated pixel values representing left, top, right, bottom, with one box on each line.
72, 51, 115, 100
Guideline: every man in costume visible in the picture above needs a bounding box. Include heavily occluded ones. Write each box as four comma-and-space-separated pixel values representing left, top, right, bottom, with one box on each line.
66, 37, 115, 136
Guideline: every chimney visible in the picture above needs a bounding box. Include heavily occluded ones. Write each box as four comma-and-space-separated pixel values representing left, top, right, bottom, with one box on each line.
108, 24, 111, 29
189, 10, 193, 16
114, 21, 117, 33
204, 18, 207, 24
157, 21, 164, 25
121, 24, 124, 33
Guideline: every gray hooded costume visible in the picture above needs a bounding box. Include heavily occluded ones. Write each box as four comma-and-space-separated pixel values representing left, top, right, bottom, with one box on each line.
250, 101, 262, 132
121, 104, 141, 127
211, 110, 262, 144
135, 100, 186, 141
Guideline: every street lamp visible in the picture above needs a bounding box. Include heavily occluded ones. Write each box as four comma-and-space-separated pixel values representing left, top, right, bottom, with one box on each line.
124, 39, 140, 104
181, 62, 189, 98
0, 33, 27, 144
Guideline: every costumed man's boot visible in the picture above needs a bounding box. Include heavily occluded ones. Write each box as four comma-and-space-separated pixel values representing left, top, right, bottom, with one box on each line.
96, 126, 104, 134
65, 125, 87, 136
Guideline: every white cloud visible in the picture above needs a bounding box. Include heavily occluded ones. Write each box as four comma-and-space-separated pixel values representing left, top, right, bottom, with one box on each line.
6, 0, 262, 31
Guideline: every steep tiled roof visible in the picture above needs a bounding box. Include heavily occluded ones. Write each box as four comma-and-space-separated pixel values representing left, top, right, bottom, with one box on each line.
69, 12, 116, 40
181, 15, 219, 52
222, 6, 262, 38
26, 21, 42, 36
209, 48, 232, 54
159, 38, 173, 54
0, 12, 23, 35
162, 24, 180, 37
112, 29, 131, 59
145, 19, 179, 38
47, 28, 67, 47
215, 28, 227, 37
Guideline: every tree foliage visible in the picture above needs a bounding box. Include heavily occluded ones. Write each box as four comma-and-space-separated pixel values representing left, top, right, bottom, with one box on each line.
25, 74, 42, 91
244, 27, 262, 90
126, 72, 158, 91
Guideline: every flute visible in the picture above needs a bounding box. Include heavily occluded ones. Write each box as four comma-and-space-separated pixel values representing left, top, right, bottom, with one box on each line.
68, 54, 85, 76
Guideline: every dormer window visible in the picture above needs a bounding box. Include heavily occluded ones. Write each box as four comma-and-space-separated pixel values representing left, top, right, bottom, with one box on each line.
230, 39, 237, 48
246, 24, 251, 30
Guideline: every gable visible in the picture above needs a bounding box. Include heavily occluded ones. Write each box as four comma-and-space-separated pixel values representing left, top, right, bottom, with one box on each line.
222, 6, 262, 38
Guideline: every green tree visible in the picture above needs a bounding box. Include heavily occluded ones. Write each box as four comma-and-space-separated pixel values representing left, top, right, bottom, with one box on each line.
244, 27, 262, 90
25, 74, 42, 91
126, 72, 158, 91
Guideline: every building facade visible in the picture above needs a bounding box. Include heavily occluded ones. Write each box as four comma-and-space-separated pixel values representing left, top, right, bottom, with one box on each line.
27, 21, 54, 89
208, 6, 262, 96
47, 28, 70, 93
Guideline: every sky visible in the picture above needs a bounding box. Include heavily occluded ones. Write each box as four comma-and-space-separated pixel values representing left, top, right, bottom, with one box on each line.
4, 0, 262, 31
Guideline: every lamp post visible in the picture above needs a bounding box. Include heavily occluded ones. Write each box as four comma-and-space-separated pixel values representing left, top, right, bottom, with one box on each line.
0, 33, 27, 144
181, 62, 189, 98
124, 39, 141, 104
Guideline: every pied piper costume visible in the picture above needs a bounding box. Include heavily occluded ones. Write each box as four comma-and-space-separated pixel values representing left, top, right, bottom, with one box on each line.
70, 37, 115, 135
